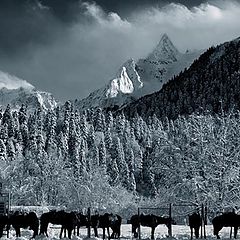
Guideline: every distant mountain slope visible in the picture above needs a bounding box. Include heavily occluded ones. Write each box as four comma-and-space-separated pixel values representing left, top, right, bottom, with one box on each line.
0, 70, 58, 110
76, 34, 202, 110
122, 37, 240, 120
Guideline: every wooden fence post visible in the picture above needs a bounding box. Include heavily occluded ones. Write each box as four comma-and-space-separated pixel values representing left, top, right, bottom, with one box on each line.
169, 203, 172, 237
138, 207, 141, 239
87, 207, 91, 238
204, 205, 206, 239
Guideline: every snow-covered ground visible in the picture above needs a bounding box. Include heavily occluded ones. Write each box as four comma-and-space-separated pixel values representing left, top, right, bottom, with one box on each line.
0, 224, 235, 240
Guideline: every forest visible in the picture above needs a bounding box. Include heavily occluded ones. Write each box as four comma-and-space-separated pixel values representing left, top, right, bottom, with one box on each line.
0, 102, 240, 218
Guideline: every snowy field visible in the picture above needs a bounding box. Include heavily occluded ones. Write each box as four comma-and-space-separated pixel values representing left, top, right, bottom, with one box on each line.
0, 224, 236, 240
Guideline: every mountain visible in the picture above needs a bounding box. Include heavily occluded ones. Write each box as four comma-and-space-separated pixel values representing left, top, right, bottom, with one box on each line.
0, 70, 58, 111
122, 37, 240, 120
76, 34, 202, 110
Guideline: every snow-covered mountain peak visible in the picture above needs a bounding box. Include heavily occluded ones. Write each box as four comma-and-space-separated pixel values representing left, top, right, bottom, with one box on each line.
106, 58, 143, 98
147, 33, 180, 63
76, 34, 202, 110
0, 70, 34, 90
0, 69, 58, 111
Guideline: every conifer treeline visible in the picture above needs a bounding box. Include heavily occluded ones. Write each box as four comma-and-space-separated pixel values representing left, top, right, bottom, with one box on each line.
1, 102, 240, 213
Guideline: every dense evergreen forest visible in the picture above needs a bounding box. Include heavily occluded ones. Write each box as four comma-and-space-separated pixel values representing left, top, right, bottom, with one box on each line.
1, 102, 240, 216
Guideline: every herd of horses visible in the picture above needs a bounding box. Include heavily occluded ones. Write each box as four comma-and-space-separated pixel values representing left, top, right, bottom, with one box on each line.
0, 210, 240, 239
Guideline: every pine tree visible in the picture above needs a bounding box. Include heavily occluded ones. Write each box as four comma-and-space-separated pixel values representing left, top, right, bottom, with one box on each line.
106, 154, 119, 186
79, 138, 87, 175
99, 138, 107, 173
94, 108, 105, 132
6, 139, 15, 161
142, 147, 157, 197
0, 139, 7, 162
87, 125, 95, 149
57, 131, 69, 160
80, 113, 88, 140
106, 111, 113, 129
111, 137, 130, 188
1, 104, 11, 125
104, 127, 113, 151
126, 148, 136, 191
0, 123, 8, 142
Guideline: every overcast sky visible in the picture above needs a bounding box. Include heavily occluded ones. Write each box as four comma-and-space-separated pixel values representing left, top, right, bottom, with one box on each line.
0, 0, 240, 101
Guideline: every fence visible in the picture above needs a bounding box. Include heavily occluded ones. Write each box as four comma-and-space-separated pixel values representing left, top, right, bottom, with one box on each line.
171, 203, 207, 239
135, 203, 207, 239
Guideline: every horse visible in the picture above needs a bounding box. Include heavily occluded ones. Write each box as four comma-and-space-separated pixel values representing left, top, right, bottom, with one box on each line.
130, 214, 173, 239
0, 214, 8, 238
7, 211, 39, 238
212, 212, 240, 239
40, 210, 78, 239
109, 214, 122, 239
189, 212, 201, 239
74, 212, 89, 236
90, 213, 122, 239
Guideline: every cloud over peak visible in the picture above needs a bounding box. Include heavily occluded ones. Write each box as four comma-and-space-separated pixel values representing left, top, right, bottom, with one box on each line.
0, 0, 240, 100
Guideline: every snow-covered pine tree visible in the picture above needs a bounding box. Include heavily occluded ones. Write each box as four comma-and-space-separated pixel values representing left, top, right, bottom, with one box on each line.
94, 108, 105, 132
111, 137, 130, 188
106, 110, 113, 129
142, 147, 157, 197
104, 127, 113, 152
0, 139, 7, 163
99, 138, 107, 173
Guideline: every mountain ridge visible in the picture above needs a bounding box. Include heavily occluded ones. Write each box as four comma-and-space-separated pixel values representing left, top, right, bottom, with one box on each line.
121, 36, 240, 120
76, 34, 203, 110
0, 70, 58, 111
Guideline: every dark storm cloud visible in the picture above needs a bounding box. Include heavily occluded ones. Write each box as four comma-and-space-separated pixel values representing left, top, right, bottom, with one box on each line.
0, 0, 208, 55
0, 0, 240, 101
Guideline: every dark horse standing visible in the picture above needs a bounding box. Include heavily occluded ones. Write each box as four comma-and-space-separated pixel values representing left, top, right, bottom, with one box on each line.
91, 213, 122, 239
189, 212, 201, 239
130, 214, 172, 239
212, 212, 240, 239
0, 214, 8, 238
40, 210, 77, 239
7, 211, 39, 238
74, 212, 89, 236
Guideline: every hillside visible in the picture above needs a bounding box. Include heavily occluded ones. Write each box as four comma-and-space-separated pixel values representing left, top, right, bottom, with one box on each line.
122, 37, 240, 120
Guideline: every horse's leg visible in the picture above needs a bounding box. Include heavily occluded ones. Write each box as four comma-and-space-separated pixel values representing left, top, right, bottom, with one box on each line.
190, 227, 193, 240
0, 227, 3, 238
213, 225, 222, 239
107, 227, 110, 239
196, 226, 200, 239
151, 227, 155, 240
94, 227, 98, 237
68, 228, 72, 239
234, 227, 238, 239
16, 227, 21, 237
103, 227, 105, 239
60, 226, 63, 239
132, 225, 137, 238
